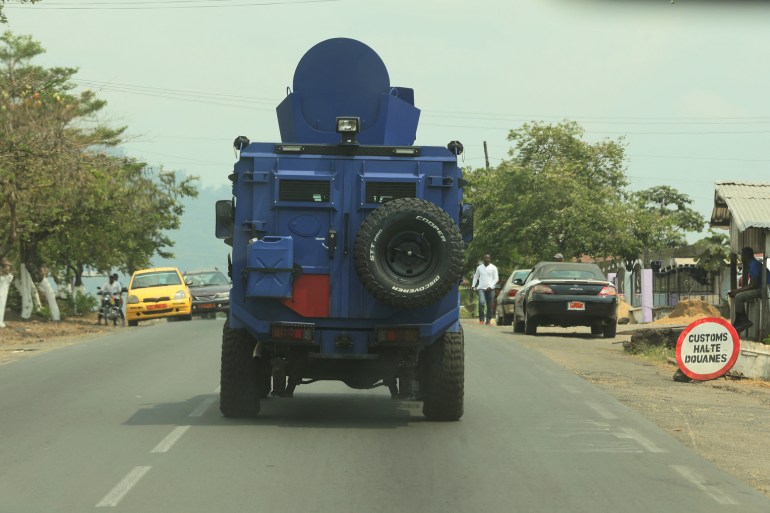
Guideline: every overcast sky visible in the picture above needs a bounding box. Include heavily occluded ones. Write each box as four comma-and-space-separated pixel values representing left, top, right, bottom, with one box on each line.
5, 0, 770, 241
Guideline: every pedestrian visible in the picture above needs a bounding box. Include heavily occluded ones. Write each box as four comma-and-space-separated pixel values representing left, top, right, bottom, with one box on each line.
728, 246, 769, 332
554, 253, 564, 262
471, 254, 499, 325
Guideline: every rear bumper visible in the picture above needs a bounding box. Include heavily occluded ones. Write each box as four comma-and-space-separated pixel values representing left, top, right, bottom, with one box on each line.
527, 297, 617, 327
192, 300, 229, 316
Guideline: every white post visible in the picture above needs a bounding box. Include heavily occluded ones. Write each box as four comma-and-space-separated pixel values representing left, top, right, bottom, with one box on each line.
642, 268, 653, 323
0, 273, 12, 328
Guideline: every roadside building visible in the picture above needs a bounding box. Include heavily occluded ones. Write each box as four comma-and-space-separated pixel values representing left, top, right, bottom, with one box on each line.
710, 181, 770, 342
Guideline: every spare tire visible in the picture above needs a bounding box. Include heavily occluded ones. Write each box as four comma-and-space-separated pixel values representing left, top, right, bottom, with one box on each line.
353, 198, 463, 308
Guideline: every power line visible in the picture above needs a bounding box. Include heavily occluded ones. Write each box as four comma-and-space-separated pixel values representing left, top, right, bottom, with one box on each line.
7, 0, 341, 10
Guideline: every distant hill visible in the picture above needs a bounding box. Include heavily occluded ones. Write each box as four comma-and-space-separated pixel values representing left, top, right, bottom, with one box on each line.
153, 182, 233, 274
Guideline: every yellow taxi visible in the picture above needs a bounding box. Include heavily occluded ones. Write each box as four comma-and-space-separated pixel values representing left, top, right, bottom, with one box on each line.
126, 267, 192, 326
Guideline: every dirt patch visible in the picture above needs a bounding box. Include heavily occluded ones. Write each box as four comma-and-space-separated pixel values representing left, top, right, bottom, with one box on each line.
650, 299, 726, 326
0, 311, 111, 364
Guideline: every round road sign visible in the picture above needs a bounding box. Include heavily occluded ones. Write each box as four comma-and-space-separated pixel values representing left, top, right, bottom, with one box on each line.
676, 317, 740, 381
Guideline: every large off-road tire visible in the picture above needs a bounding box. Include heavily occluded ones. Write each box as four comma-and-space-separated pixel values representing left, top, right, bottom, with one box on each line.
353, 198, 463, 309
220, 320, 262, 417
513, 318, 525, 333
421, 327, 464, 421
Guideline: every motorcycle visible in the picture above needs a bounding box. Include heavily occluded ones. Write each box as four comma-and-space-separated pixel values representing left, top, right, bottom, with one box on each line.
97, 288, 125, 327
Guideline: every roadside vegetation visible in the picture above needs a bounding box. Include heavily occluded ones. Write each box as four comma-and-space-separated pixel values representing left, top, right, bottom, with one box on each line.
463, 121, 706, 280
0, 31, 198, 322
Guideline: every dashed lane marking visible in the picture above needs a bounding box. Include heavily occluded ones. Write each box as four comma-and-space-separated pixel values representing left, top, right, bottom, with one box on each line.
151, 426, 191, 454
95, 466, 151, 508
189, 397, 216, 417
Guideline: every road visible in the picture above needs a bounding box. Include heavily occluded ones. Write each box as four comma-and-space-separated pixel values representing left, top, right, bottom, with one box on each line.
1, 320, 769, 513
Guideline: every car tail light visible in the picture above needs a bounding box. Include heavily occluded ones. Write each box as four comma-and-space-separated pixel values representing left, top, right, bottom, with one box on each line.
598, 286, 617, 296
507, 289, 518, 297
532, 284, 554, 294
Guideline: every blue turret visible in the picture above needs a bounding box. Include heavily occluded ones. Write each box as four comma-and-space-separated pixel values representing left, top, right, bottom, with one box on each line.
276, 38, 421, 145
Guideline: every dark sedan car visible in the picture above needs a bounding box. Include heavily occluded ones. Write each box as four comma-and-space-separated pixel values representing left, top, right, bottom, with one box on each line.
512, 262, 617, 337
183, 269, 231, 318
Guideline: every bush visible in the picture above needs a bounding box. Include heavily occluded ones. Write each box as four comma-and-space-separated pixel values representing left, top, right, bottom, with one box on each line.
58, 290, 98, 318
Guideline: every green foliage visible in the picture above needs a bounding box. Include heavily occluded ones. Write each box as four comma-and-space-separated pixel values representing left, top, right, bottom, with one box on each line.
58, 290, 98, 318
0, 1, 39, 24
463, 120, 706, 275
695, 230, 730, 273
616, 185, 705, 260
0, 32, 198, 287
464, 120, 630, 275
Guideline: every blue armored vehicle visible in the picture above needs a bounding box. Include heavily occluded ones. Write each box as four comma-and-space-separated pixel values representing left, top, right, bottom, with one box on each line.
215, 38, 473, 420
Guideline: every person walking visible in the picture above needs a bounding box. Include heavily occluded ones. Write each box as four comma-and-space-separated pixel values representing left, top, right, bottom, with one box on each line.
728, 246, 769, 332
472, 254, 499, 325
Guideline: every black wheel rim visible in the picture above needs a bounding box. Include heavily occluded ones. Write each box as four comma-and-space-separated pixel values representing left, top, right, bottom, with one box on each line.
383, 230, 434, 279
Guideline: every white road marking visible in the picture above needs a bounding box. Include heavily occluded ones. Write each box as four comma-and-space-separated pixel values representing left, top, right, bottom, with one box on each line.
585, 400, 618, 419
618, 427, 666, 453
151, 425, 191, 453
95, 466, 151, 508
189, 397, 216, 417
672, 465, 738, 505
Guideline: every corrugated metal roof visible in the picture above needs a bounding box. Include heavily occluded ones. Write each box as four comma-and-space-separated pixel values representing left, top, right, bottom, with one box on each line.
710, 181, 770, 231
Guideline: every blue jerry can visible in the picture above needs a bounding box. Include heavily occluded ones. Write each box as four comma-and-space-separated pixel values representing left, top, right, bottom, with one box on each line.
245, 236, 294, 298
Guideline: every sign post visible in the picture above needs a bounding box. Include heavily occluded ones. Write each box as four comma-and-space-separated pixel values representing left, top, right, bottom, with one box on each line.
676, 317, 740, 381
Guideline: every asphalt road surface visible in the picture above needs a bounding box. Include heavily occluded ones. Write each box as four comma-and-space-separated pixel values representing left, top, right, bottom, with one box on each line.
1, 319, 769, 513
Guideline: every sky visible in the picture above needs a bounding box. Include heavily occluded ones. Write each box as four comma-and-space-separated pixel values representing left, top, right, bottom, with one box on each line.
4, 0, 770, 267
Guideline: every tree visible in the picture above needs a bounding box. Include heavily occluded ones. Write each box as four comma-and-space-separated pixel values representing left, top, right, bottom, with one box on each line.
695, 230, 730, 299
0, 32, 198, 322
464, 120, 630, 274
40, 155, 198, 288
0, 1, 38, 24
0, 31, 124, 318
618, 185, 705, 266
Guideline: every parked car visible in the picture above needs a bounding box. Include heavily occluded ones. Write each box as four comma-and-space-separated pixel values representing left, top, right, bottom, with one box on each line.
183, 268, 230, 318
495, 268, 531, 326
125, 267, 192, 326
512, 262, 618, 337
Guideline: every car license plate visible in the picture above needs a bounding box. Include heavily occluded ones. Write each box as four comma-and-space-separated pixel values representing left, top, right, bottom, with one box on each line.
568, 301, 585, 311
199, 303, 216, 309
147, 303, 168, 310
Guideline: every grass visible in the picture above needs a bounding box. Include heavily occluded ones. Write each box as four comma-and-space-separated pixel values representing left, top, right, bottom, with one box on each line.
635, 344, 676, 366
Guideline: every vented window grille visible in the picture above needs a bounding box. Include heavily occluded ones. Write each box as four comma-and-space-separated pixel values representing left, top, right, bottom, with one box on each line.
278, 180, 331, 202
365, 182, 416, 203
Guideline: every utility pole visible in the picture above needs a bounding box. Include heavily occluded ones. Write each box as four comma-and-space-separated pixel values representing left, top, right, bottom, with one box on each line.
483, 141, 490, 169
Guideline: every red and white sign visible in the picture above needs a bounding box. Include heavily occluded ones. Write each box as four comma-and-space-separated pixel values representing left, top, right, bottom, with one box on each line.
676, 317, 740, 381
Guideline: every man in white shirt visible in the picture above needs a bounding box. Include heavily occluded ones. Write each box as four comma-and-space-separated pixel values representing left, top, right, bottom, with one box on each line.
471, 254, 499, 325
97, 274, 125, 324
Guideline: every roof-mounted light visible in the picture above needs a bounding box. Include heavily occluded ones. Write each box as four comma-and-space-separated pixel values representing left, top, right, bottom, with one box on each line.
336, 117, 360, 145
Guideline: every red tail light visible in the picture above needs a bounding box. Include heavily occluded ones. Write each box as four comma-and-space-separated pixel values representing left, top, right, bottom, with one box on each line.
507, 289, 518, 297
532, 284, 554, 295
598, 286, 617, 296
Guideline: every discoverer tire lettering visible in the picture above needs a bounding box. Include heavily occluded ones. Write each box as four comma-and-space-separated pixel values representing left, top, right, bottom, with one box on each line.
353, 198, 463, 309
